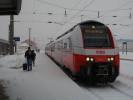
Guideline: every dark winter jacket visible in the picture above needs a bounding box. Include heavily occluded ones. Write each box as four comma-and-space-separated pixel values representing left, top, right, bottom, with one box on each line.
25, 50, 32, 60
31, 51, 36, 60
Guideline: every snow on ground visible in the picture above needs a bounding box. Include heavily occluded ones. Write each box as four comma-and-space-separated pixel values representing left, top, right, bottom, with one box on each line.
119, 52, 133, 89
120, 59, 133, 77
120, 52, 133, 76
120, 52, 133, 60
0, 51, 133, 100
0, 52, 95, 100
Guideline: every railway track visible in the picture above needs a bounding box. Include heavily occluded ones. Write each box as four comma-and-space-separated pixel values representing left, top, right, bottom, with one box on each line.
120, 73, 133, 82
74, 75, 133, 100
108, 84, 133, 99
80, 82, 133, 100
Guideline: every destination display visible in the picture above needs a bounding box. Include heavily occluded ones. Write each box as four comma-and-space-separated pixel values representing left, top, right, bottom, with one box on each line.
85, 29, 104, 34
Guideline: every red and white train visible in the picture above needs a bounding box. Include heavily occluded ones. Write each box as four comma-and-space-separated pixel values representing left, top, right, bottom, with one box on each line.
45, 20, 120, 83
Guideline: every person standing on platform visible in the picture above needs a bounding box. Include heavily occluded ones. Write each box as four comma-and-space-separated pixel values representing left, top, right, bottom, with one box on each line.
31, 50, 36, 66
24, 47, 33, 71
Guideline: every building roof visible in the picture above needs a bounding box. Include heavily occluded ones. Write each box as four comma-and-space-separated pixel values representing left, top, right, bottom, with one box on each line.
19, 43, 29, 47
21, 39, 38, 49
0, 39, 9, 44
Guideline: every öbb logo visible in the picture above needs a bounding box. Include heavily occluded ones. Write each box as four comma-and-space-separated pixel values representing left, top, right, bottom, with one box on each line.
96, 50, 105, 54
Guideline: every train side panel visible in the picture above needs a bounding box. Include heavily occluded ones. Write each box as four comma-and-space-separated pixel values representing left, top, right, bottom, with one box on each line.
62, 32, 74, 71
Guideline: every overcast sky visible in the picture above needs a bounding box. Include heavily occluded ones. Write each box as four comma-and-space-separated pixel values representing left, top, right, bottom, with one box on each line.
0, 0, 133, 48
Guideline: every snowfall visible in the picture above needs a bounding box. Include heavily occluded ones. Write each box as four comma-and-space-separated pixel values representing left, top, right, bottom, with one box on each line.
0, 50, 133, 100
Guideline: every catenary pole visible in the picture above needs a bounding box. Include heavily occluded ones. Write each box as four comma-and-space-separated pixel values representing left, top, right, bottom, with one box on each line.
29, 28, 31, 47
9, 15, 14, 55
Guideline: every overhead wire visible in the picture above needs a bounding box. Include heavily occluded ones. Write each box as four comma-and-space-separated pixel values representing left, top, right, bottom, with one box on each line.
36, 0, 65, 9
13, 20, 48, 23
35, 0, 133, 13
56, 0, 83, 36
62, 0, 95, 21
95, 0, 133, 32
18, 0, 133, 23
61, 0, 96, 27
51, 0, 96, 38
34, 0, 133, 18
35, 0, 98, 12
71, 0, 82, 8
100, 0, 133, 18
16, 0, 133, 35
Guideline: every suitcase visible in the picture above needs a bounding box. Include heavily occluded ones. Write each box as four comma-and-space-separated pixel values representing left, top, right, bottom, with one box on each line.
23, 63, 27, 71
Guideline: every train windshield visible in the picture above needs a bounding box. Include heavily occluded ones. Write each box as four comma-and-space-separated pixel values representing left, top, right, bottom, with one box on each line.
81, 24, 112, 48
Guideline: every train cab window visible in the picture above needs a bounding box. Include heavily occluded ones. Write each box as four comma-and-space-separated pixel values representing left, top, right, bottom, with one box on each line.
81, 25, 111, 48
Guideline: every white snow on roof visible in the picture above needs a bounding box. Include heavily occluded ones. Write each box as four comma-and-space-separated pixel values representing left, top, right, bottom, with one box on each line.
19, 43, 29, 47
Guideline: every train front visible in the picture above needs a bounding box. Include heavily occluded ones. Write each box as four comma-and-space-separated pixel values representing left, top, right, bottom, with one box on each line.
77, 21, 120, 83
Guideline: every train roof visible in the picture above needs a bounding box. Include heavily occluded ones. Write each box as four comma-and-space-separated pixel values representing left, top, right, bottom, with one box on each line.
79, 20, 106, 26
56, 20, 106, 40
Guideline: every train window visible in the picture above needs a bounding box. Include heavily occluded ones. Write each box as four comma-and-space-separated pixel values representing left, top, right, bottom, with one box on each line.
57, 41, 60, 50
64, 43, 67, 49
56, 41, 62, 51
82, 25, 111, 48
59, 41, 63, 50
51, 43, 55, 51
63, 38, 72, 51
60, 40, 63, 49
68, 37, 72, 50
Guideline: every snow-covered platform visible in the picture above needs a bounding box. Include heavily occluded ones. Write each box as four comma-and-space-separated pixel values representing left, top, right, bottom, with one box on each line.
0, 52, 94, 100
0, 51, 133, 100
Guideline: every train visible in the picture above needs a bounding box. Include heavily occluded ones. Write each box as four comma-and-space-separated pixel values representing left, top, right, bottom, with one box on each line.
45, 20, 120, 83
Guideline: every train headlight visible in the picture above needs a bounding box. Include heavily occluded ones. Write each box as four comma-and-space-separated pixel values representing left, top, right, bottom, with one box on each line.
86, 57, 94, 62
107, 57, 114, 62
107, 58, 111, 62
110, 57, 114, 61
90, 58, 94, 62
86, 57, 90, 61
